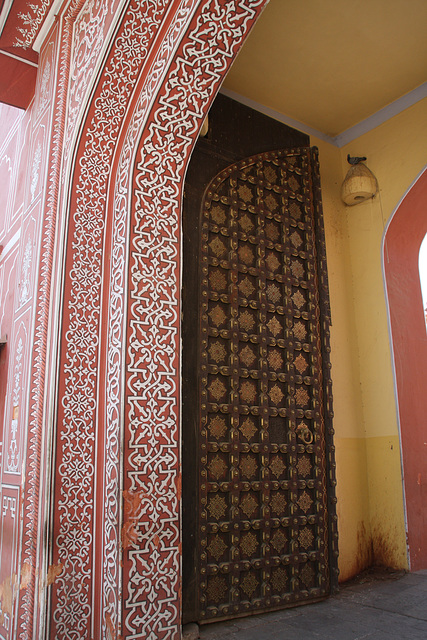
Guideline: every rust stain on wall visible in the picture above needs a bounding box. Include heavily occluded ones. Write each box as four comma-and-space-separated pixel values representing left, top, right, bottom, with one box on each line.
340, 521, 373, 582
372, 526, 401, 567
46, 562, 63, 586
105, 611, 116, 639
121, 521, 138, 550
122, 489, 156, 550
175, 474, 182, 500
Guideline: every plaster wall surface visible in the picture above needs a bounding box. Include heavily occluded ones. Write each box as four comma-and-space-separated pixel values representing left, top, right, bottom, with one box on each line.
312, 137, 372, 581
343, 97, 427, 572
312, 98, 427, 579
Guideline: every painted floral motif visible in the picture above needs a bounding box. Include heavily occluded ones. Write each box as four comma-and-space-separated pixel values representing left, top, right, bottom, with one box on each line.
207, 535, 227, 561
270, 492, 286, 515
239, 276, 255, 298
240, 493, 258, 518
267, 316, 281, 337
297, 491, 313, 514
238, 184, 253, 202
240, 531, 258, 556
209, 304, 227, 327
239, 213, 254, 233
269, 455, 286, 478
30, 142, 42, 202
208, 494, 227, 520
210, 204, 226, 225
208, 415, 227, 439
241, 572, 258, 598
239, 417, 257, 440
269, 384, 284, 405
209, 378, 227, 402
206, 575, 228, 603
239, 309, 256, 333
19, 237, 32, 306
7, 338, 23, 473
294, 353, 308, 374
270, 529, 287, 553
239, 455, 258, 479
240, 344, 256, 368
209, 236, 227, 257
14, 0, 51, 49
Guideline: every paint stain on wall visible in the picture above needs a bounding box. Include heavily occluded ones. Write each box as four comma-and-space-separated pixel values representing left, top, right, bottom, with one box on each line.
20, 562, 32, 589
46, 563, 63, 586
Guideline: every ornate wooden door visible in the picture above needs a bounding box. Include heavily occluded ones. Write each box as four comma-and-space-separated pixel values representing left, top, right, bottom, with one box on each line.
182, 146, 338, 624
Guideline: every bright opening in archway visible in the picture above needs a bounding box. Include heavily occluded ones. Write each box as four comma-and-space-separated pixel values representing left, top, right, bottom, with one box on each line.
418, 233, 427, 328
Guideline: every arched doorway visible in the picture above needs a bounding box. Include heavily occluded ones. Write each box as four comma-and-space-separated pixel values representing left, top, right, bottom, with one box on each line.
383, 166, 427, 571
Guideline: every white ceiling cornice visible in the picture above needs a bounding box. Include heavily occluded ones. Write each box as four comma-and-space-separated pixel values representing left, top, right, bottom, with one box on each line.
220, 84, 427, 148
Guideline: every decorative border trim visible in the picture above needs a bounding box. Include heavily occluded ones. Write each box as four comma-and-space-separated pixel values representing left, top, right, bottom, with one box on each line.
123, 1, 266, 635
22, 0, 267, 637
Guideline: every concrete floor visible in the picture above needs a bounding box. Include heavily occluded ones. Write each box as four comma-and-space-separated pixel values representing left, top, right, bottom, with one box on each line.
194, 570, 427, 639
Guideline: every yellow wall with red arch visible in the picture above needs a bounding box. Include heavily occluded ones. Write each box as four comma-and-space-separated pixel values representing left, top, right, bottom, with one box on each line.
311, 97, 427, 581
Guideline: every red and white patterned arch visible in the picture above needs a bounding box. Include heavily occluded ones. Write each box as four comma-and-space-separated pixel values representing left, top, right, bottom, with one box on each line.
19, 0, 267, 638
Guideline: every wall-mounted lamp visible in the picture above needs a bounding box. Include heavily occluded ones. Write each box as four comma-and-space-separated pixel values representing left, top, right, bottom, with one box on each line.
341, 155, 378, 206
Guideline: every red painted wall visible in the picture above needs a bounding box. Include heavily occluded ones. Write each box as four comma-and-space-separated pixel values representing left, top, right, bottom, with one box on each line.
384, 167, 427, 571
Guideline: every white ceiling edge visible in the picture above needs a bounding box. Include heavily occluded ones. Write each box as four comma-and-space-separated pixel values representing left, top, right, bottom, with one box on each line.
219, 87, 334, 145
220, 84, 427, 149
334, 83, 427, 147
0, 48, 38, 68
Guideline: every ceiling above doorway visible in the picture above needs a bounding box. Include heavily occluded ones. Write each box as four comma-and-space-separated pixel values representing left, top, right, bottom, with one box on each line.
223, 0, 427, 140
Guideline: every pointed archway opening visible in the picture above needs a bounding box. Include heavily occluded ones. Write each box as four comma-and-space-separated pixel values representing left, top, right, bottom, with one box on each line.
384, 166, 427, 571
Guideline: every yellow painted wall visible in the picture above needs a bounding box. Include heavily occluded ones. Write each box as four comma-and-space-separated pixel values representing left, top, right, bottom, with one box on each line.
312, 137, 373, 581
310, 97, 427, 581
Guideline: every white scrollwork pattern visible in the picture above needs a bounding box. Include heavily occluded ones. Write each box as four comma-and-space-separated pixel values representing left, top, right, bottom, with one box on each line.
14, 1, 52, 49
124, 0, 265, 636
52, 1, 171, 637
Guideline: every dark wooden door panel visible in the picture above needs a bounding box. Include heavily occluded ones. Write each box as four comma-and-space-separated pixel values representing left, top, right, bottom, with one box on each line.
197, 149, 331, 621
182, 97, 337, 625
